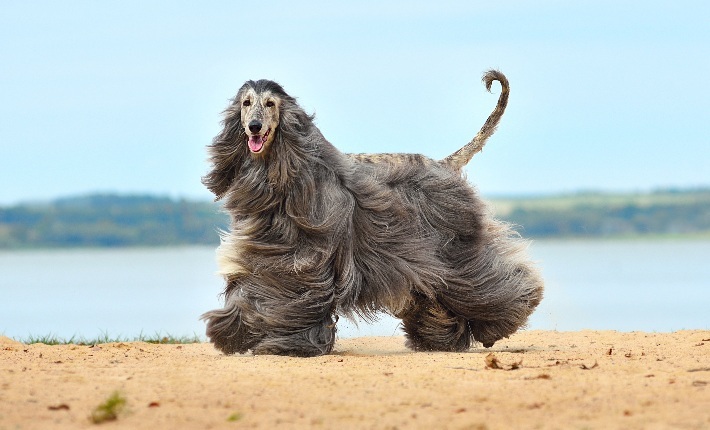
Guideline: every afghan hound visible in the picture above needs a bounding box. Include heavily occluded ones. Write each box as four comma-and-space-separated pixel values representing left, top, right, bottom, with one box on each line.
201, 70, 544, 357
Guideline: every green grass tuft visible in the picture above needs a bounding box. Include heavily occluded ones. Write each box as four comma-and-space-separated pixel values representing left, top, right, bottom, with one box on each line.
135, 332, 203, 344
19, 331, 203, 345
22, 334, 76, 345
227, 412, 244, 422
90, 391, 126, 424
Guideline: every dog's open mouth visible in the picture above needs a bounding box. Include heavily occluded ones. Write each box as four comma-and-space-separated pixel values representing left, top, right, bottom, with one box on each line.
248, 129, 271, 153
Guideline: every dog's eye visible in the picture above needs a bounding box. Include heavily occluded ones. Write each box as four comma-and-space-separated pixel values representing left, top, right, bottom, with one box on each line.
242, 100, 251, 107
265, 100, 275, 108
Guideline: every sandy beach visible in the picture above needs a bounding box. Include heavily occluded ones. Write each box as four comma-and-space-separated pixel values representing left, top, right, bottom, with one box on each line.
1, 330, 708, 429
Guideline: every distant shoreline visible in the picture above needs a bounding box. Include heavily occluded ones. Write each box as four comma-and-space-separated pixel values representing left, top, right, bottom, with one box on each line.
1, 189, 709, 249
3, 234, 710, 253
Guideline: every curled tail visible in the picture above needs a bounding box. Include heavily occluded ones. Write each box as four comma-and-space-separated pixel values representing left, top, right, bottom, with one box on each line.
441, 70, 509, 171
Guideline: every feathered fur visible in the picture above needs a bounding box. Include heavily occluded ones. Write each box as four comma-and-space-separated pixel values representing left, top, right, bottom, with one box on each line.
201, 71, 544, 356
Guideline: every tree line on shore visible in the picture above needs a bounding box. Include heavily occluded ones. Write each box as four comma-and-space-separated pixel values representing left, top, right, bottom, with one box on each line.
1, 189, 708, 248
0, 194, 227, 248
490, 188, 710, 238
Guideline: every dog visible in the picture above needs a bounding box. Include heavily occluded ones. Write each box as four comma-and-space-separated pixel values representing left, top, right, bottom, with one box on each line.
201, 70, 544, 356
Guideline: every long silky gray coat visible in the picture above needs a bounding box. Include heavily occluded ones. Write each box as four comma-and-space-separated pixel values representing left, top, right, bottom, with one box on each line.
201, 71, 544, 356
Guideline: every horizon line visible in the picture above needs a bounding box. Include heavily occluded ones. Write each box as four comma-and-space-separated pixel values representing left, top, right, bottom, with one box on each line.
3, 185, 710, 208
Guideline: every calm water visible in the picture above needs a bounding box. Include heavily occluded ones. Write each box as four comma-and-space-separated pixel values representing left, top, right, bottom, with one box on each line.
1, 241, 708, 340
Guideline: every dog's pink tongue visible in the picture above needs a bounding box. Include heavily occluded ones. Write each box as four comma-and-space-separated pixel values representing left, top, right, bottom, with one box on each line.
248, 136, 264, 153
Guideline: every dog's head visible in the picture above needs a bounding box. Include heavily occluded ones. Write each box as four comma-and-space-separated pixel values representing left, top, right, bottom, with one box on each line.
203, 79, 313, 199
237, 80, 283, 155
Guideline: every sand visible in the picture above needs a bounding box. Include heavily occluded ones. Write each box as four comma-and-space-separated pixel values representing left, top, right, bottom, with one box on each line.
1, 330, 708, 429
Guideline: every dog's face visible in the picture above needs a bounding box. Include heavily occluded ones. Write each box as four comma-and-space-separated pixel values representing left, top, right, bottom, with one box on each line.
203, 79, 307, 199
238, 87, 281, 155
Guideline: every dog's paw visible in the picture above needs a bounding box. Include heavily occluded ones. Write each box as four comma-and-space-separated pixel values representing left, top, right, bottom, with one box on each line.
251, 344, 325, 357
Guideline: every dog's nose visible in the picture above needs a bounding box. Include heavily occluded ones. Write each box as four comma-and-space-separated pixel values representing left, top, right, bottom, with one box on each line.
248, 120, 262, 134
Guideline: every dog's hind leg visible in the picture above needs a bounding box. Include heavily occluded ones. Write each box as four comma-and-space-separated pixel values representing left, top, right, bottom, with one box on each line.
466, 265, 544, 347
438, 221, 544, 348
399, 294, 472, 352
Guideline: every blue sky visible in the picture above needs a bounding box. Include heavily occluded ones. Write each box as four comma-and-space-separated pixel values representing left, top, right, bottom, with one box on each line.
1, 1, 708, 205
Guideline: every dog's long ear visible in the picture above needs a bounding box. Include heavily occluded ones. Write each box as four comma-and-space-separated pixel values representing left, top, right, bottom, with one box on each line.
202, 100, 247, 200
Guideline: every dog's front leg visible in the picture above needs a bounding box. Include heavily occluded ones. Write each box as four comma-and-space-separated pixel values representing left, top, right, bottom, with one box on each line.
204, 275, 338, 357
245, 282, 338, 357
251, 312, 337, 357
201, 284, 264, 355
